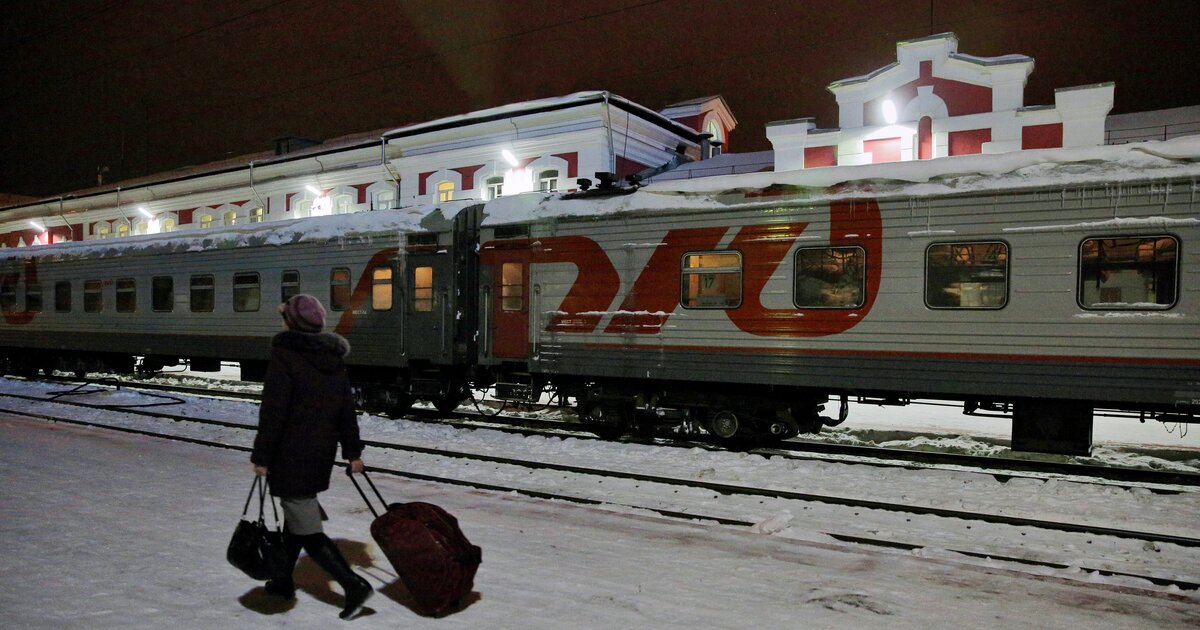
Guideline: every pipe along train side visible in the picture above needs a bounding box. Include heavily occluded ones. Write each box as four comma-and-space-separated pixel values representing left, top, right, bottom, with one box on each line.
1, 142, 1197, 455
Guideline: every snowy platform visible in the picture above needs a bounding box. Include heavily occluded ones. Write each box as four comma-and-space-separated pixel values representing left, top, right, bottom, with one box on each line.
1, 414, 1196, 629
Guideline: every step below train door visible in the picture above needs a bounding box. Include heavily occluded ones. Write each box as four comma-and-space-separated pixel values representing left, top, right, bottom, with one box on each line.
481, 225, 532, 362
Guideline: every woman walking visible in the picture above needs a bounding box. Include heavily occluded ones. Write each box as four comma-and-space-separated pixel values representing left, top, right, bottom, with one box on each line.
250, 293, 373, 620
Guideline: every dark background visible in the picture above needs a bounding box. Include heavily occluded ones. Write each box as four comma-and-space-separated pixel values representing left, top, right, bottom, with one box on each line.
3, 0, 1198, 198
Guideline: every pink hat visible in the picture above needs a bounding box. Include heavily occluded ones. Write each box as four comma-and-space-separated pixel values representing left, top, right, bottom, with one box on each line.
280, 294, 326, 332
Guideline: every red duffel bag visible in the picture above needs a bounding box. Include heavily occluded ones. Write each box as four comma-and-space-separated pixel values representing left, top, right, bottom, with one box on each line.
348, 470, 481, 616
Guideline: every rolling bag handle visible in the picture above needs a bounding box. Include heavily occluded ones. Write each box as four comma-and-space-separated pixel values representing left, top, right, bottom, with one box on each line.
345, 468, 388, 518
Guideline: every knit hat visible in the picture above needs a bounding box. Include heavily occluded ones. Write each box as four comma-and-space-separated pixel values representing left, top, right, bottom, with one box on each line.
280, 294, 326, 333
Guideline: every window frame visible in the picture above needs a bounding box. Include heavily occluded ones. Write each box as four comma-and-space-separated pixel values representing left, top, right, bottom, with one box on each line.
1077, 235, 1179, 311
924, 240, 1010, 310
54, 280, 71, 313
413, 266, 434, 313
190, 275, 215, 313
680, 250, 743, 310
84, 279, 104, 313
371, 266, 393, 311
281, 270, 300, 303
115, 278, 137, 313
233, 272, 261, 312
500, 262, 523, 312
793, 245, 867, 309
329, 267, 352, 311
152, 276, 174, 312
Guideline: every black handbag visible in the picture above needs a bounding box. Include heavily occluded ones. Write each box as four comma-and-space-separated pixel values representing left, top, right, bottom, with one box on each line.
226, 475, 288, 581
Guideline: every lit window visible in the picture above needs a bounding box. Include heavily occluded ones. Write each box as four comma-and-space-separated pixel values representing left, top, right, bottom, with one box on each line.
233, 272, 261, 312
161, 218, 177, 233
501, 263, 523, 311
281, 270, 300, 303
1079, 236, 1177, 310
681, 252, 741, 309
373, 190, 395, 210
199, 214, 214, 229
84, 280, 103, 312
116, 278, 136, 312
294, 200, 312, 218
117, 223, 130, 238
330, 268, 351, 311
96, 226, 111, 239
190, 275, 214, 312
249, 207, 265, 223
485, 176, 504, 200
55, 281, 71, 312
25, 282, 42, 313
437, 181, 454, 203
152, 277, 173, 312
371, 267, 393, 311
134, 222, 148, 235
926, 242, 1009, 309
795, 247, 866, 308
538, 169, 559, 192
335, 195, 352, 215
224, 211, 238, 226
413, 266, 433, 312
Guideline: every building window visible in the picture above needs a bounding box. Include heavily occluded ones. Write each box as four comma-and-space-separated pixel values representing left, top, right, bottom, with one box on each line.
199, 214, 214, 229
134, 221, 149, 235
335, 195, 353, 215
926, 242, 1009, 309
161, 217, 177, 233
249, 207, 265, 223
437, 181, 454, 203
233, 272, 261, 312
1079, 236, 1177, 310
152, 276, 173, 312
223, 210, 238, 226
281, 270, 300, 303
84, 280, 103, 313
55, 281, 71, 312
794, 246, 866, 308
116, 278, 136, 312
485, 176, 504, 200
373, 189, 395, 210
24, 282, 42, 313
371, 267, 393, 311
501, 262, 523, 311
538, 169, 559, 192
190, 275, 214, 312
117, 223, 130, 238
681, 252, 742, 309
413, 266, 433, 312
330, 267, 351, 311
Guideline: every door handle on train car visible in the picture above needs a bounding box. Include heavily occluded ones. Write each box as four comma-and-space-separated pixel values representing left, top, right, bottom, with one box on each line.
531, 284, 541, 360
481, 286, 491, 359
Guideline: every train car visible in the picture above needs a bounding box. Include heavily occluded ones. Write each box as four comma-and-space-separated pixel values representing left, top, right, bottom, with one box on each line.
476, 139, 1200, 454
0, 203, 484, 415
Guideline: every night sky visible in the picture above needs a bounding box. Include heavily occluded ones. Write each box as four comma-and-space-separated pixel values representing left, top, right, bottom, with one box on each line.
3, 0, 1198, 198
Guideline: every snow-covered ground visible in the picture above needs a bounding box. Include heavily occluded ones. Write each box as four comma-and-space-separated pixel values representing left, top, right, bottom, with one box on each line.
0, 374, 1198, 628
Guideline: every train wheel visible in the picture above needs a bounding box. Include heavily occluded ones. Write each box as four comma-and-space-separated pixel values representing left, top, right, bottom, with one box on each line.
708, 410, 741, 440
578, 402, 629, 440
432, 395, 464, 415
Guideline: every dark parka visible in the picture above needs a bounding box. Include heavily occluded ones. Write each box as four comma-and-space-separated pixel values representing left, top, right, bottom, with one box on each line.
251, 331, 364, 498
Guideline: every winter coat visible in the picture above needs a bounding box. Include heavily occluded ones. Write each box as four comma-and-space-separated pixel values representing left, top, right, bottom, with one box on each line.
250, 330, 364, 498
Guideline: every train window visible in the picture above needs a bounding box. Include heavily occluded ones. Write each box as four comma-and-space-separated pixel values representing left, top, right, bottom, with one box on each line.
413, 266, 434, 312
0, 279, 16, 310
84, 280, 103, 313
794, 247, 866, 308
116, 278, 136, 313
233, 272, 261, 312
501, 263, 523, 311
281, 270, 300, 303
25, 283, 42, 313
152, 277, 173, 312
190, 275, 214, 312
330, 268, 351, 311
681, 252, 742, 309
925, 242, 1008, 309
1079, 236, 1178, 309
371, 267, 393, 311
54, 281, 71, 313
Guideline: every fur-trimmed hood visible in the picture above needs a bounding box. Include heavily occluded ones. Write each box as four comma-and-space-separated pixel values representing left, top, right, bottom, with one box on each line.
271, 330, 351, 373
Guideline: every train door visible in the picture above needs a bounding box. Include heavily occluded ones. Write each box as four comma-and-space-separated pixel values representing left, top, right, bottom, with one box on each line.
491, 255, 530, 359
405, 246, 453, 362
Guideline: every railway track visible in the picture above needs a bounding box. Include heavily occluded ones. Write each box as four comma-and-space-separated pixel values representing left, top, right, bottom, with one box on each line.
1, 383, 1198, 595
54, 374, 1200, 492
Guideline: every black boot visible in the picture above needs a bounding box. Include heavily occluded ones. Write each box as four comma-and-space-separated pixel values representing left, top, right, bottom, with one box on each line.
264, 531, 303, 598
302, 534, 373, 620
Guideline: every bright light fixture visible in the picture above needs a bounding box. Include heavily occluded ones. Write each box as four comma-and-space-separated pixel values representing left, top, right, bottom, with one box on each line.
882, 99, 898, 125
501, 149, 519, 167
29, 221, 45, 232
306, 185, 325, 196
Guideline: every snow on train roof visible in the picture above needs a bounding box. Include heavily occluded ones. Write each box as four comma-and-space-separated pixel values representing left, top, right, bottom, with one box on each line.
481, 136, 1200, 225
0, 201, 468, 261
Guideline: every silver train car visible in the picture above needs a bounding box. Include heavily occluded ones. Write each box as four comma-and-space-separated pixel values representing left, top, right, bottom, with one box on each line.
1, 141, 1197, 454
